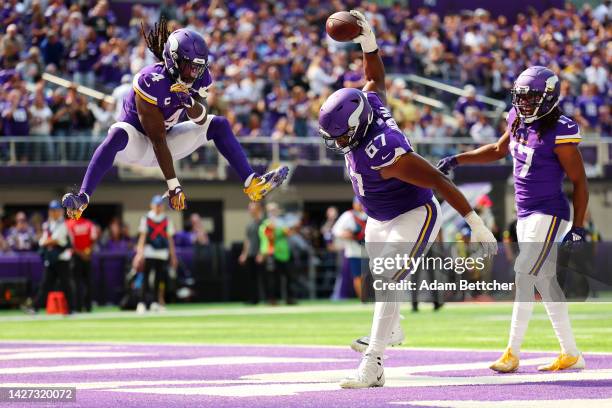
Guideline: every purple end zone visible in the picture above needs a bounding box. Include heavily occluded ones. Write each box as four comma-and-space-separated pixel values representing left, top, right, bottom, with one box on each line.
0, 342, 611, 408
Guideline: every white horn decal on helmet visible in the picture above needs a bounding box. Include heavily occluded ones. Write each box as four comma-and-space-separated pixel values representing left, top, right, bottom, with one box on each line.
348, 93, 364, 128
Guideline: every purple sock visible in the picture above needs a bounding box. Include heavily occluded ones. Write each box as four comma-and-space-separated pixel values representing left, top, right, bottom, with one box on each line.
80, 127, 128, 196
208, 116, 255, 182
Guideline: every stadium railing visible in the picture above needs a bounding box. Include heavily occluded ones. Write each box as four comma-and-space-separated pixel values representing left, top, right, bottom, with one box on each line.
1, 135, 609, 177
390, 73, 508, 125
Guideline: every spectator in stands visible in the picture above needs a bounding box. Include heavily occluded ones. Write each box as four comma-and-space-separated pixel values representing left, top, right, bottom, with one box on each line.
239, 202, 265, 304
39, 30, 64, 71
68, 91, 94, 161
66, 216, 98, 312
259, 202, 296, 305
289, 85, 310, 137
389, 89, 420, 129
306, 54, 337, 96
32, 200, 74, 314
69, 37, 98, 88
134, 195, 177, 313
2, 88, 29, 161
559, 80, 578, 117
0, 24, 24, 69
403, 120, 425, 140
469, 113, 496, 143
49, 88, 71, 137
332, 198, 367, 299
576, 83, 604, 131
88, 98, 115, 138
111, 74, 132, 120
584, 56, 608, 94
16, 47, 43, 83
6, 212, 37, 252
454, 85, 486, 128
29, 88, 55, 162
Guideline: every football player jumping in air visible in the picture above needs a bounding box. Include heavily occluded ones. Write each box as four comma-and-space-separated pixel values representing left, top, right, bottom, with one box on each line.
318, 10, 498, 389
438, 66, 588, 372
62, 16, 288, 219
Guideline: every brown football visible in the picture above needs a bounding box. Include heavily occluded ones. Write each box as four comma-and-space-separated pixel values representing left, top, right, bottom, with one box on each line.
326, 11, 361, 42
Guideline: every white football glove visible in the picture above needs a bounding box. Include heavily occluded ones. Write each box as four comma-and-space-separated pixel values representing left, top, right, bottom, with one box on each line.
465, 211, 498, 257
349, 10, 378, 53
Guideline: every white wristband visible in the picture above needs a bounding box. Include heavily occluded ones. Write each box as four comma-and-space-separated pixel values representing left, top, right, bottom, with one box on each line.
167, 178, 180, 190
464, 211, 484, 230
188, 102, 207, 123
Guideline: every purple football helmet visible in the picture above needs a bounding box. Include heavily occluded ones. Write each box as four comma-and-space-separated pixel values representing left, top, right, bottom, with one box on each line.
319, 88, 374, 154
511, 66, 560, 123
163, 29, 209, 84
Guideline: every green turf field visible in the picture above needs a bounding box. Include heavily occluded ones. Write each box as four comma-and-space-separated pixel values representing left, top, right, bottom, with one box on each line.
1, 301, 611, 351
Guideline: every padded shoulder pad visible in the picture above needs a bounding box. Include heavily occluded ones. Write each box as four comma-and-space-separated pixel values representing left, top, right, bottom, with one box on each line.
366, 131, 413, 170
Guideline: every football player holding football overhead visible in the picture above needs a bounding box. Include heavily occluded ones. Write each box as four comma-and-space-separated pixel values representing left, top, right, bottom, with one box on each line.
62, 16, 288, 219
318, 10, 497, 389
438, 66, 588, 373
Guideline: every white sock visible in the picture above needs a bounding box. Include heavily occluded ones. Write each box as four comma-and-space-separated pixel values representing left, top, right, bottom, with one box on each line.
508, 274, 537, 355
366, 301, 400, 355
536, 276, 579, 356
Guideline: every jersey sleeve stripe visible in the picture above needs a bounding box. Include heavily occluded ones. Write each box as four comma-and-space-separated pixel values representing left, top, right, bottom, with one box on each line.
132, 74, 158, 105
555, 138, 582, 144
134, 87, 157, 105
370, 147, 407, 170
555, 133, 581, 140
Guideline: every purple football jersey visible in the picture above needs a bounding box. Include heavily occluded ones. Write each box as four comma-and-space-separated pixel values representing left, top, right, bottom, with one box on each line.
507, 107, 581, 220
119, 62, 212, 134
345, 92, 433, 221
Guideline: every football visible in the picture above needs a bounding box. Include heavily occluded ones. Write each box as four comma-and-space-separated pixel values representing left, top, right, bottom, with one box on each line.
326, 11, 361, 42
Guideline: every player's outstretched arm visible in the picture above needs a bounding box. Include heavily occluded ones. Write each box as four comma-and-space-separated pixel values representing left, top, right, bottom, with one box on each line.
438, 130, 511, 174
135, 94, 186, 210
350, 10, 386, 104
381, 152, 498, 254
556, 144, 589, 231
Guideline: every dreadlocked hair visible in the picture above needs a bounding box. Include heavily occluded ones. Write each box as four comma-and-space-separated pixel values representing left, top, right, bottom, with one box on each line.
536, 106, 562, 138
141, 15, 170, 61
510, 106, 563, 141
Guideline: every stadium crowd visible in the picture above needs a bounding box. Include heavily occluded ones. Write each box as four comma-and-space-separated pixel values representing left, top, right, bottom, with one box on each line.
0, 0, 609, 163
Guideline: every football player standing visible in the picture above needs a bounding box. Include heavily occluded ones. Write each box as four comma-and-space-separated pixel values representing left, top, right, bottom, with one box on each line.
438, 66, 588, 372
62, 16, 288, 219
318, 11, 498, 388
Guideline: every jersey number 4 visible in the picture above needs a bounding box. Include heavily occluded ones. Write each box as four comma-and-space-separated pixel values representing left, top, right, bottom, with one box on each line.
510, 140, 534, 178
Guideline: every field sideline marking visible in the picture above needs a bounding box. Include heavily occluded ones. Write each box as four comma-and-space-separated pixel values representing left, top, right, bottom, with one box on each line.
1, 302, 609, 322
0, 356, 350, 375
1, 340, 612, 355
391, 399, 612, 408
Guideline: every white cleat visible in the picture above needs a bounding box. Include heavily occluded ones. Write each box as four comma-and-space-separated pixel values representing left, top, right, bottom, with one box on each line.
136, 302, 147, 314
340, 353, 385, 389
537, 352, 586, 371
351, 326, 405, 353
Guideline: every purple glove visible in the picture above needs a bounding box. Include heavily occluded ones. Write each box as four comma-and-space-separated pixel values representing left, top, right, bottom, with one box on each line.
437, 156, 458, 175
562, 226, 586, 248
170, 83, 194, 108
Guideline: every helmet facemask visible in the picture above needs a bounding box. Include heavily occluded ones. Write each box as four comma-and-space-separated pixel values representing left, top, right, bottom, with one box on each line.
320, 111, 373, 155
320, 126, 360, 155
176, 57, 208, 85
